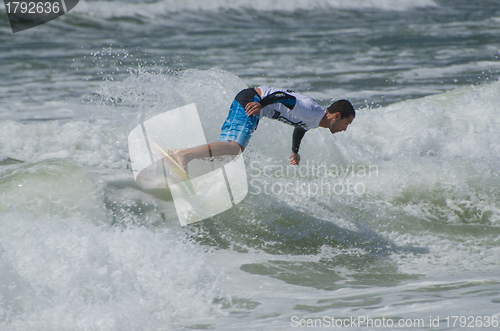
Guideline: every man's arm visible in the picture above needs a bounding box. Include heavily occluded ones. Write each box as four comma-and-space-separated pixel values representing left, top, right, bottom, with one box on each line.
245, 91, 297, 116
259, 91, 296, 109
292, 126, 306, 153
290, 126, 306, 165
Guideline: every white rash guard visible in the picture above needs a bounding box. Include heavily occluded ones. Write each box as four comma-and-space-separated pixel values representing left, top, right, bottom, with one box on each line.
258, 86, 325, 130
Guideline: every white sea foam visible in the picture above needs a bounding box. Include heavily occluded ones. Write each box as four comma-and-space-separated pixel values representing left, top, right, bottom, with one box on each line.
341, 80, 500, 223
0, 212, 224, 329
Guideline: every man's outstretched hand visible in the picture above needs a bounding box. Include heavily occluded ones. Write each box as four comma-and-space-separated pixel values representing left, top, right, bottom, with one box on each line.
290, 151, 300, 165
245, 102, 263, 116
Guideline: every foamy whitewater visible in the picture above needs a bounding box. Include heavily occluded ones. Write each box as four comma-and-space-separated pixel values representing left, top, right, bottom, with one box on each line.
1, 0, 500, 330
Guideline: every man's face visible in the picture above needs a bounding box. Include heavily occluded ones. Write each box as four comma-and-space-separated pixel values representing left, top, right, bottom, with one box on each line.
330, 114, 354, 134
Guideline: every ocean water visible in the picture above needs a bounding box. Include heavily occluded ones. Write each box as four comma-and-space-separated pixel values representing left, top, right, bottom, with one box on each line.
1, 0, 500, 330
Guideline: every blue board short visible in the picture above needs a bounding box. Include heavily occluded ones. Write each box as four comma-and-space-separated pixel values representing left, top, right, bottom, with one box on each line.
218, 88, 260, 149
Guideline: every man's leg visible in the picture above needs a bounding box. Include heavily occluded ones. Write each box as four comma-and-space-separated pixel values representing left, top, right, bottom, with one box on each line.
173, 141, 243, 172
169, 88, 258, 172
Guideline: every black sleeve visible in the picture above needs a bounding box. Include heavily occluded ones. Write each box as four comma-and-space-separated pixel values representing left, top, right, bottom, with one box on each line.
291, 126, 307, 153
259, 91, 296, 110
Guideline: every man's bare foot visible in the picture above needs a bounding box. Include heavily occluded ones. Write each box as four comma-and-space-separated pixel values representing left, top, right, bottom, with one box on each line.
160, 148, 188, 173
172, 149, 187, 173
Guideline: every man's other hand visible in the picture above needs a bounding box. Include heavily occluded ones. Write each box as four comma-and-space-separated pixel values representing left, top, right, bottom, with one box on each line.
290, 151, 300, 165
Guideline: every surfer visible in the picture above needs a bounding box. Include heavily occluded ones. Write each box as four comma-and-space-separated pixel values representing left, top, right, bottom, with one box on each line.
169, 86, 355, 171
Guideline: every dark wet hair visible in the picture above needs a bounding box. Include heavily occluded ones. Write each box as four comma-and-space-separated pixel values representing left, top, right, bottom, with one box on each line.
327, 100, 355, 119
